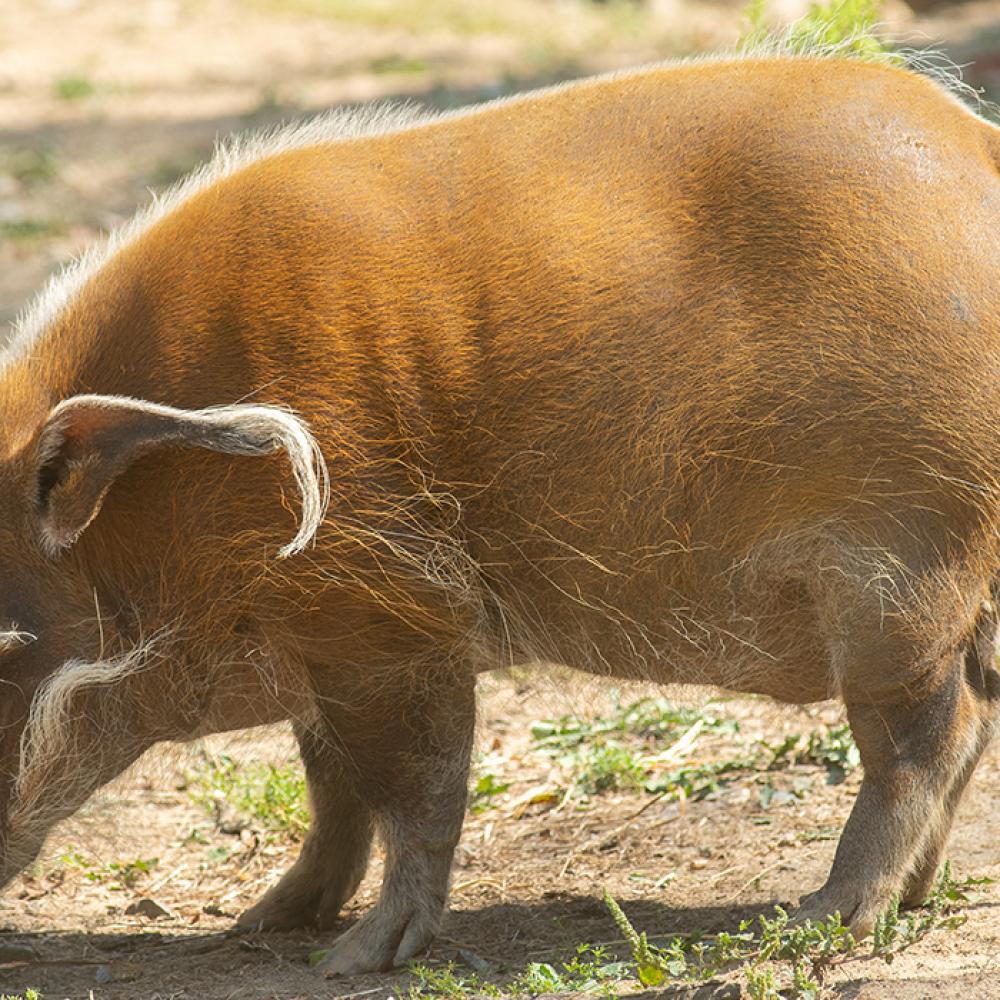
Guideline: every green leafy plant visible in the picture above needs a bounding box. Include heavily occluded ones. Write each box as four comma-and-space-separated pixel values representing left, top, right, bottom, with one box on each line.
740, 0, 900, 63
405, 944, 628, 997
765, 725, 860, 784
60, 852, 158, 891
187, 753, 308, 839
531, 697, 862, 805
604, 864, 990, 997
469, 771, 512, 813
531, 696, 725, 752
532, 696, 736, 797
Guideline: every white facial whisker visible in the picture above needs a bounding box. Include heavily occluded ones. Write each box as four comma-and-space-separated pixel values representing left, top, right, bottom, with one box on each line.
0, 628, 37, 654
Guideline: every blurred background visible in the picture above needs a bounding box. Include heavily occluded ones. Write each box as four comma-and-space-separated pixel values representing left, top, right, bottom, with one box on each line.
2, 0, 1000, 330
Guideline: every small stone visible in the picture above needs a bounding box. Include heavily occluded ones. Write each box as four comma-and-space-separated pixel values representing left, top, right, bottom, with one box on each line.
125, 897, 172, 920
95, 965, 113, 984
457, 948, 495, 976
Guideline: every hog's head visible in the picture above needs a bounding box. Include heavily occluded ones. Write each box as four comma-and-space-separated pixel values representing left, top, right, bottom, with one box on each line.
0, 391, 327, 887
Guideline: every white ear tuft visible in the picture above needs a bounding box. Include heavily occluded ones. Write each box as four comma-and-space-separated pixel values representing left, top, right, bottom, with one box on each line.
35, 394, 330, 556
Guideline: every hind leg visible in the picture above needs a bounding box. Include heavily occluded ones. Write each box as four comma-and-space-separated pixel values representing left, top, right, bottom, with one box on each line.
898, 732, 988, 906
238, 720, 375, 931
798, 645, 995, 934
900, 606, 1000, 906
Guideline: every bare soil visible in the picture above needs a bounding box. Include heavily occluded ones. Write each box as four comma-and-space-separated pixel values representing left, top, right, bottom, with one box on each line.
1, 681, 999, 999
2, 2, 1000, 998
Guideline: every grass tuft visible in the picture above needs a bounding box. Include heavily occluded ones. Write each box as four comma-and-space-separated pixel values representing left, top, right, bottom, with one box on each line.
740, 0, 900, 63
53, 75, 97, 101
187, 753, 309, 840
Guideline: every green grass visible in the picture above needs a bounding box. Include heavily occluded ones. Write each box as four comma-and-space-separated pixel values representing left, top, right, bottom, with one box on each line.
370, 53, 429, 75
262, 0, 523, 34
183, 697, 859, 835
3, 147, 60, 187
529, 695, 861, 805
397, 865, 992, 997
263, 0, 658, 65
187, 753, 309, 840
53, 74, 97, 101
740, 0, 900, 62
531, 696, 728, 796
0, 219, 63, 242
531, 696, 729, 751
59, 851, 158, 891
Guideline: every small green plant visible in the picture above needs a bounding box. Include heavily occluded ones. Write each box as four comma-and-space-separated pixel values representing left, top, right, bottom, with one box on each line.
871, 862, 994, 960
187, 753, 308, 839
532, 696, 737, 797
53, 74, 97, 101
59, 851, 158, 891
740, 0, 900, 63
531, 696, 725, 752
508, 946, 626, 996
765, 725, 860, 784
585, 741, 647, 794
644, 753, 755, 800
604, 864, 990, 997
469, 771, 511, 813
531, 699, 862, 804
406, 944, 628, 997
1, 991, 41, 1000
406, 961, 501, 998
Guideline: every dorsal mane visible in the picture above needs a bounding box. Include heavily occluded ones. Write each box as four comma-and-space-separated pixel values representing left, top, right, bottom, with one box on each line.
9, 39, 992, 367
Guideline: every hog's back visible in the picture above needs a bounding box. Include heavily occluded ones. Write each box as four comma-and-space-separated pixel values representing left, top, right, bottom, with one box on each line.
75, 57, 1000, 700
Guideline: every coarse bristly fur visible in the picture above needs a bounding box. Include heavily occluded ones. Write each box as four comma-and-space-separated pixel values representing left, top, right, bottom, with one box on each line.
8, 37, 995, 360
0, 43, 999, 977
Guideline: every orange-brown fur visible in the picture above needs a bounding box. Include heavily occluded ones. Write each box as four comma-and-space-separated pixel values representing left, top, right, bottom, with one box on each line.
0, 54, 999, 973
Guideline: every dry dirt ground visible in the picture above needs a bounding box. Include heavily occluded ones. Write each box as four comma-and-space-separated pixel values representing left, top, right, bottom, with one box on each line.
2, 2, 1000, 998
0, 681, 998, 1000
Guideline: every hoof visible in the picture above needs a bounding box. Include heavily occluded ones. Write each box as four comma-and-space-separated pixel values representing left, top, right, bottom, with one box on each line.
314, 906, 439, 976
795, 885, 884, 938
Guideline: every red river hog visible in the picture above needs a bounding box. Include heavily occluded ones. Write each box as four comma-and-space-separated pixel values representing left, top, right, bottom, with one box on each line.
0, 51, 999, 974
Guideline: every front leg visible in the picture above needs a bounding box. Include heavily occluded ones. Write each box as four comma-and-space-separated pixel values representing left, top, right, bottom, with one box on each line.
314, 663, 476, 975
238, 721, 374, 931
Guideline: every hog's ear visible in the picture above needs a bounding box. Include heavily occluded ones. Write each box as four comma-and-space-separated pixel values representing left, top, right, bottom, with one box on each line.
33, 394, 328, 557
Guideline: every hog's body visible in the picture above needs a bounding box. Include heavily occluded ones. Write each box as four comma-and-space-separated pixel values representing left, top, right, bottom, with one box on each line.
1, 54, 999, 974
